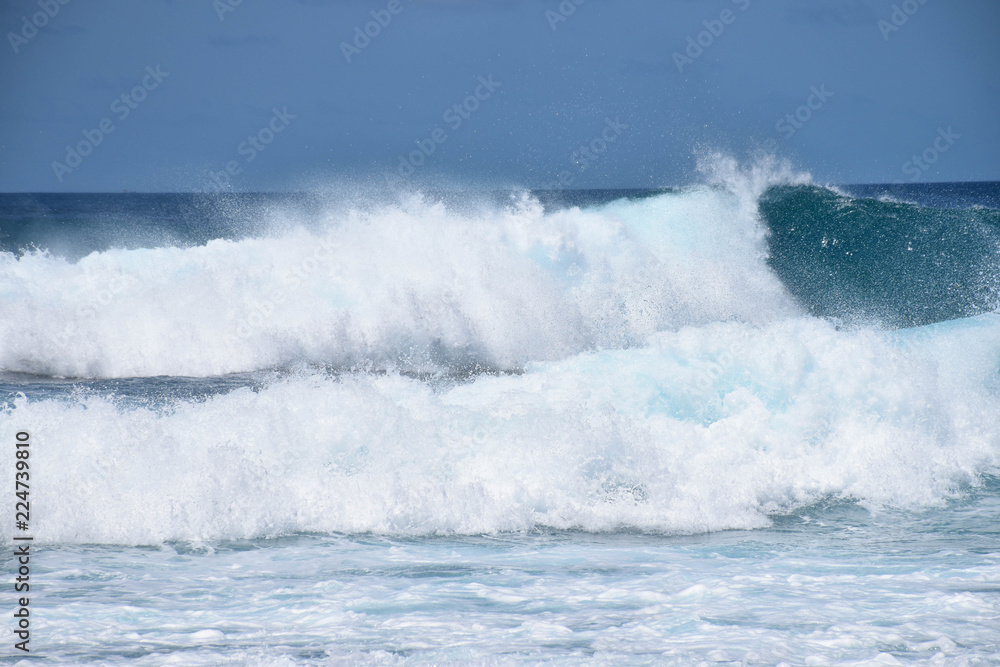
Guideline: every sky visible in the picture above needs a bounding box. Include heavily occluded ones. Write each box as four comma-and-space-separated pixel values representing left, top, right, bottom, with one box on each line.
0, 0, 997, 192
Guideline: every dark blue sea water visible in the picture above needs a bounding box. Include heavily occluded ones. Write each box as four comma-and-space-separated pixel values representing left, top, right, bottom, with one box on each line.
1, 173, 998, 664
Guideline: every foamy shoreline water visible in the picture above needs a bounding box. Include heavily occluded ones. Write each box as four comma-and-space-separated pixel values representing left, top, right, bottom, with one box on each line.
21, 494, 1000, 665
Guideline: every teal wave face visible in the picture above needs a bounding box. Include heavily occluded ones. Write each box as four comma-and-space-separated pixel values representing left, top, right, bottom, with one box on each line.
760, 184, 1000, 327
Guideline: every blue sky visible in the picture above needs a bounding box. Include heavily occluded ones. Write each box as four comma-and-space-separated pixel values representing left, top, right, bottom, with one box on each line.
0, 0, 997, 191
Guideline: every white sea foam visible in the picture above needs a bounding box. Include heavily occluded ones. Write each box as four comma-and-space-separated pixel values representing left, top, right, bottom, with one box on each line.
0, 183, 801, 378
3, 162, 997, 545
3, 313, 997, 544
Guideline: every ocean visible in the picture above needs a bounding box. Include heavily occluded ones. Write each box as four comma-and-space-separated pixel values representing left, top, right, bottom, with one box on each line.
1, 166, 999, 664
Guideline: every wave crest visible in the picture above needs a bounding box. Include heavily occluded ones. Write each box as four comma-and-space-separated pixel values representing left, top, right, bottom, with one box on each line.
0, 187, 799, 377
